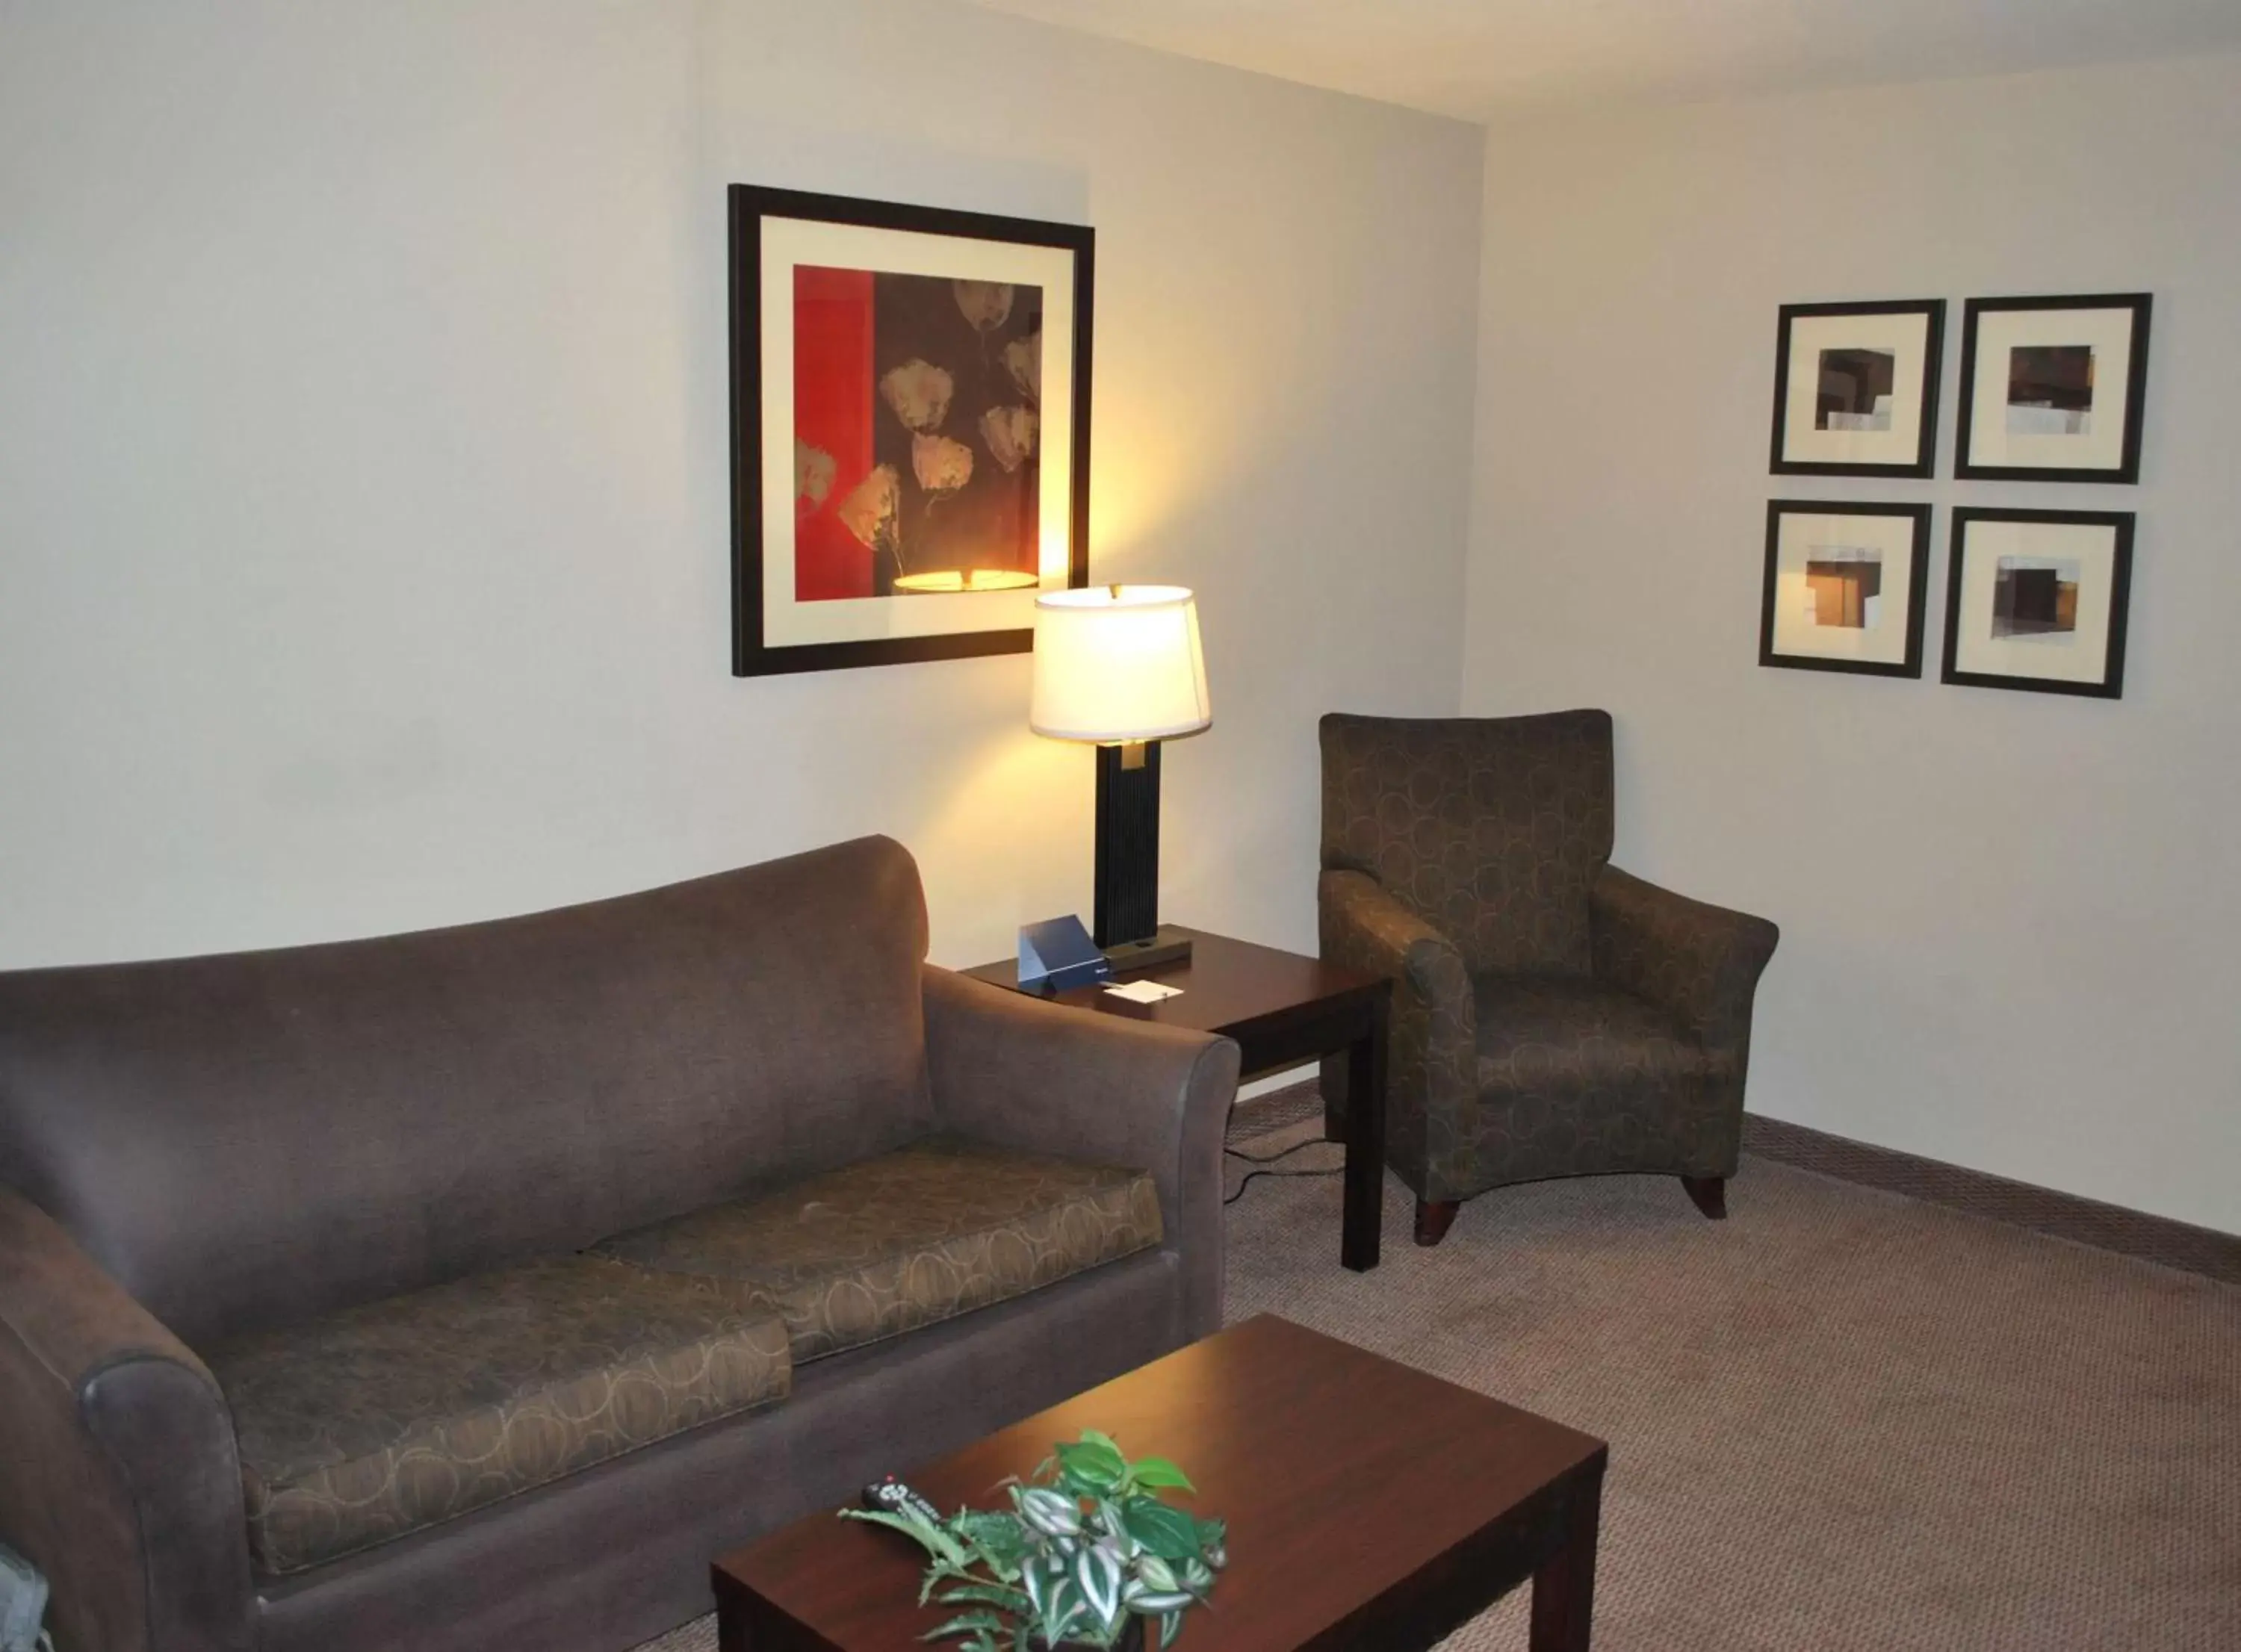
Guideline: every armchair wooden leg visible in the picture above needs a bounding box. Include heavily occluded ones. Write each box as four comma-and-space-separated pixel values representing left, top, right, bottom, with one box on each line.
1681, 1176, 1726, 1220
1414, 1198, 1460, 1246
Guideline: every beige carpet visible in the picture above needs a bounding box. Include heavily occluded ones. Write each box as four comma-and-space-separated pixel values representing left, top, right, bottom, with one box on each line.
639, 1106, 2241, 1651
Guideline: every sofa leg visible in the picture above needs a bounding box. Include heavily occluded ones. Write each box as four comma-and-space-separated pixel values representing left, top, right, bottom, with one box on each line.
1681, 1176, 1727, 1220
1414, 1199, 1460, 1246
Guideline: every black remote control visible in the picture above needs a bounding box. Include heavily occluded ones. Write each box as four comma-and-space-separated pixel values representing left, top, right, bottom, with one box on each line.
860, 1474, 942, 1525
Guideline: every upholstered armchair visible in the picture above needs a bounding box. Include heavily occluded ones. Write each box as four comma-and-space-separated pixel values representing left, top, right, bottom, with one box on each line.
1318, 710, 1779, 1245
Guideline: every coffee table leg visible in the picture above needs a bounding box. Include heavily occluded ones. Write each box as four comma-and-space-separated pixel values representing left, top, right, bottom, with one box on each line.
1340, 993, 1386, 1271
716, 1594, 748, 1652
1528, 1475, 1602, 1652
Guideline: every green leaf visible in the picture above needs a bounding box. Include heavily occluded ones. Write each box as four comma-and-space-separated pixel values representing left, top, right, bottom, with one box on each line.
1126, 1589, 1196, 1615
1118, 1502, 1200, 1562
1055, 1436, 1126, 1494
1074, 1542, 1124, 1627
839, 1507, 972, 1570
1041, 1576, 1084, 1649
1126, 1457, 1195, 1494
1018, 1486, 1084, 1538
1137, 1553, 1181, 1594
1157, 1609, 1184, 1650
923, 1610, 1007, 1644
957, 1519, 1029, 1581
933, 1583, 1032, 1614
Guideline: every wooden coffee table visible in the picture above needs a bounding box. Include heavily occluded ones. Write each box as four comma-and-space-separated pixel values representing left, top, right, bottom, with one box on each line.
964, 927, 1391, 1271
713, 1315, 1608, 1651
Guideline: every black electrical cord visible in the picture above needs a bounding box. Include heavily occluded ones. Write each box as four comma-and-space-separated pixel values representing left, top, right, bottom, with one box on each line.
1222, 1136, 1346, 1205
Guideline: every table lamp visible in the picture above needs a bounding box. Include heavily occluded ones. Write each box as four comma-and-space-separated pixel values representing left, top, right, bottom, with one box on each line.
1030, 584, 1211, 969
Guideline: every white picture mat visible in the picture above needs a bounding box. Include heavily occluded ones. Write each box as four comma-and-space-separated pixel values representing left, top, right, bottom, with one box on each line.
1781, 311, 1930, 467
758, 216, 1078, 648
1966, 306, 2133, 472
1952, 518, 2118, 684
1769, 510, 1918, 665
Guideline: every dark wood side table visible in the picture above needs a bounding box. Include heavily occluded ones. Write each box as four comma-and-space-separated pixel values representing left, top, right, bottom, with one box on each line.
964, 927, 1389, 1272
714, 1315, 1608, 1651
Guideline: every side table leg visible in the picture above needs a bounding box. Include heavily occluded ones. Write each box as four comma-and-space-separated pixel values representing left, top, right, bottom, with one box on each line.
1528, 1474, 1602, 1652
1340, 993, 1387, 1271
717, 1600, 748, 1652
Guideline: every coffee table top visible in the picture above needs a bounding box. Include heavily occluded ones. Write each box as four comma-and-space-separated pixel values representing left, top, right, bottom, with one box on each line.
961, 927, 1383, 1049
713, 1314, 1606, 1651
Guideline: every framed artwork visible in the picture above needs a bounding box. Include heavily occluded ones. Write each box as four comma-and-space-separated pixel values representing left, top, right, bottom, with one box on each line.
1769, 299, 1944, 478
1759, 500, 1933, 679
728, 185, 1093, 677
1941, 508, 2134, 699
1954, 293, 2151, 483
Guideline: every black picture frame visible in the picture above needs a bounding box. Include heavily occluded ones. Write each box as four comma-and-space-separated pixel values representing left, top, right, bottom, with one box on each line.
1769, 298, 1944, 478
1759, 499, 1934, 679
728, 184, 1094, 677
1941, 506, 2134, 699
1953, 293, 2151, 484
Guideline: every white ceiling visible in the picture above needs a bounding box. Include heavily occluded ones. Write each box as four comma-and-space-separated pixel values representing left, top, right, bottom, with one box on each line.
961, 0, 2241, 117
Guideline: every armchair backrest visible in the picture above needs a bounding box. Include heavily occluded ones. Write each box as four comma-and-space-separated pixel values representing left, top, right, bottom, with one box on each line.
1320, 710, 1614, 978
0, 836, 936, 1347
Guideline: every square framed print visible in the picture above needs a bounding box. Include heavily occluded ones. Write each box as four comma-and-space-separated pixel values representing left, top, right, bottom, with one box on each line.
1941, 508, 2134, 698
1770, 299, 1944, 477
729, 185, 1093, 677
1760, 500, 1933, 678
1954, 293, 2151, 482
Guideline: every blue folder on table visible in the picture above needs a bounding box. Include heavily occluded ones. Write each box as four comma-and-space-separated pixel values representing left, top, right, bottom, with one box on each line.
1018, 916, 1112, 993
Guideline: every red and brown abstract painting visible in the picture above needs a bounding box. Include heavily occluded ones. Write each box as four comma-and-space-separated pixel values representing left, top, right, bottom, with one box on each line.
790, 267, 1044, 600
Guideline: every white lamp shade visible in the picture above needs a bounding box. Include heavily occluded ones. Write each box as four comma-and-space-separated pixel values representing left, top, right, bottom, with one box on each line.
1030, 586, 1212, 742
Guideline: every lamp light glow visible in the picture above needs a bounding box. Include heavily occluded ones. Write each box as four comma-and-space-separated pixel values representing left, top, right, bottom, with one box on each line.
1029, 585, 1212, 744
891, 568, 1042, 594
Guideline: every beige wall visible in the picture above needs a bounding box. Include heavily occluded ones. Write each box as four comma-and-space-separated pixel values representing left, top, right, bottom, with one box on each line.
11, 4, 2234, 1233
0, 0, 1481, 972
1463, 54, 2241, 1232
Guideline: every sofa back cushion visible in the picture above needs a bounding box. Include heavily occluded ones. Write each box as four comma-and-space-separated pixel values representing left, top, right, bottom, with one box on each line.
1320, 710, 1614, 979
0, 836, 934, 1347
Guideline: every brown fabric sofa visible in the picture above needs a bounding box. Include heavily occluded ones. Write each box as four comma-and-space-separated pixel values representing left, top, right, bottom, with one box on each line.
1318, 710, 1778, 1243
0, 836, 1239, 1652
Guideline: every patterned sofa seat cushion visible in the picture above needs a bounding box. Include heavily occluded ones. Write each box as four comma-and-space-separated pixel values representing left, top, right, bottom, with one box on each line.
592, 1134, 1163, 1364
208, 1255, 790, 1578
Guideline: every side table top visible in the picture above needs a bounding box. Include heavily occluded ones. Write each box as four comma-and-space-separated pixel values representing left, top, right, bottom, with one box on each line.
959, 925, 1382, 1043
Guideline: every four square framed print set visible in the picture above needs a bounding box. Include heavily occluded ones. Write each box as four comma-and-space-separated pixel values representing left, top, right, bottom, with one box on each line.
1763, 292, 2148, 699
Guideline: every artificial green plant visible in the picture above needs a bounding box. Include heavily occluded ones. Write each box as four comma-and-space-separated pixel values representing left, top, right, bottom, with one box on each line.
840, 1429, 1226, 1651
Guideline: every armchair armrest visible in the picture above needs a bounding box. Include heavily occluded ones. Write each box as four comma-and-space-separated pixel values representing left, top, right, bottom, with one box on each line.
1318, 872, 1479, 1196
920, 966, 1241, 1341
1318, 870, 1474, 1029
0, 1188, 253, 1652
1590, 865, 1779, 1066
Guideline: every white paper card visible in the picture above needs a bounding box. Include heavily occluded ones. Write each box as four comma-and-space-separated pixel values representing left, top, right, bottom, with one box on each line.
1103, 979, 1183, 1004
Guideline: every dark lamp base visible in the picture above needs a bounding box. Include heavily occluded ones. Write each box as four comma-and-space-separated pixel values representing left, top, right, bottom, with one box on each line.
1100, 925, 1194, 975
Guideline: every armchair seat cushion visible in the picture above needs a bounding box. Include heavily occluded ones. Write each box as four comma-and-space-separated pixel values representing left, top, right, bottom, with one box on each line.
592, 1134, 1163, 1364
210, 1256, 790, 1579
1467, 976, 1725, 1182
1473, 976, 1711, 1097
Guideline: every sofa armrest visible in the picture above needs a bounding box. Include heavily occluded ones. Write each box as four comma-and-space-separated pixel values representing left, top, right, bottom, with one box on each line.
1590, 865, 1779, 1066
0, 1188, 254, 1652
920, 965, 1240, 1341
